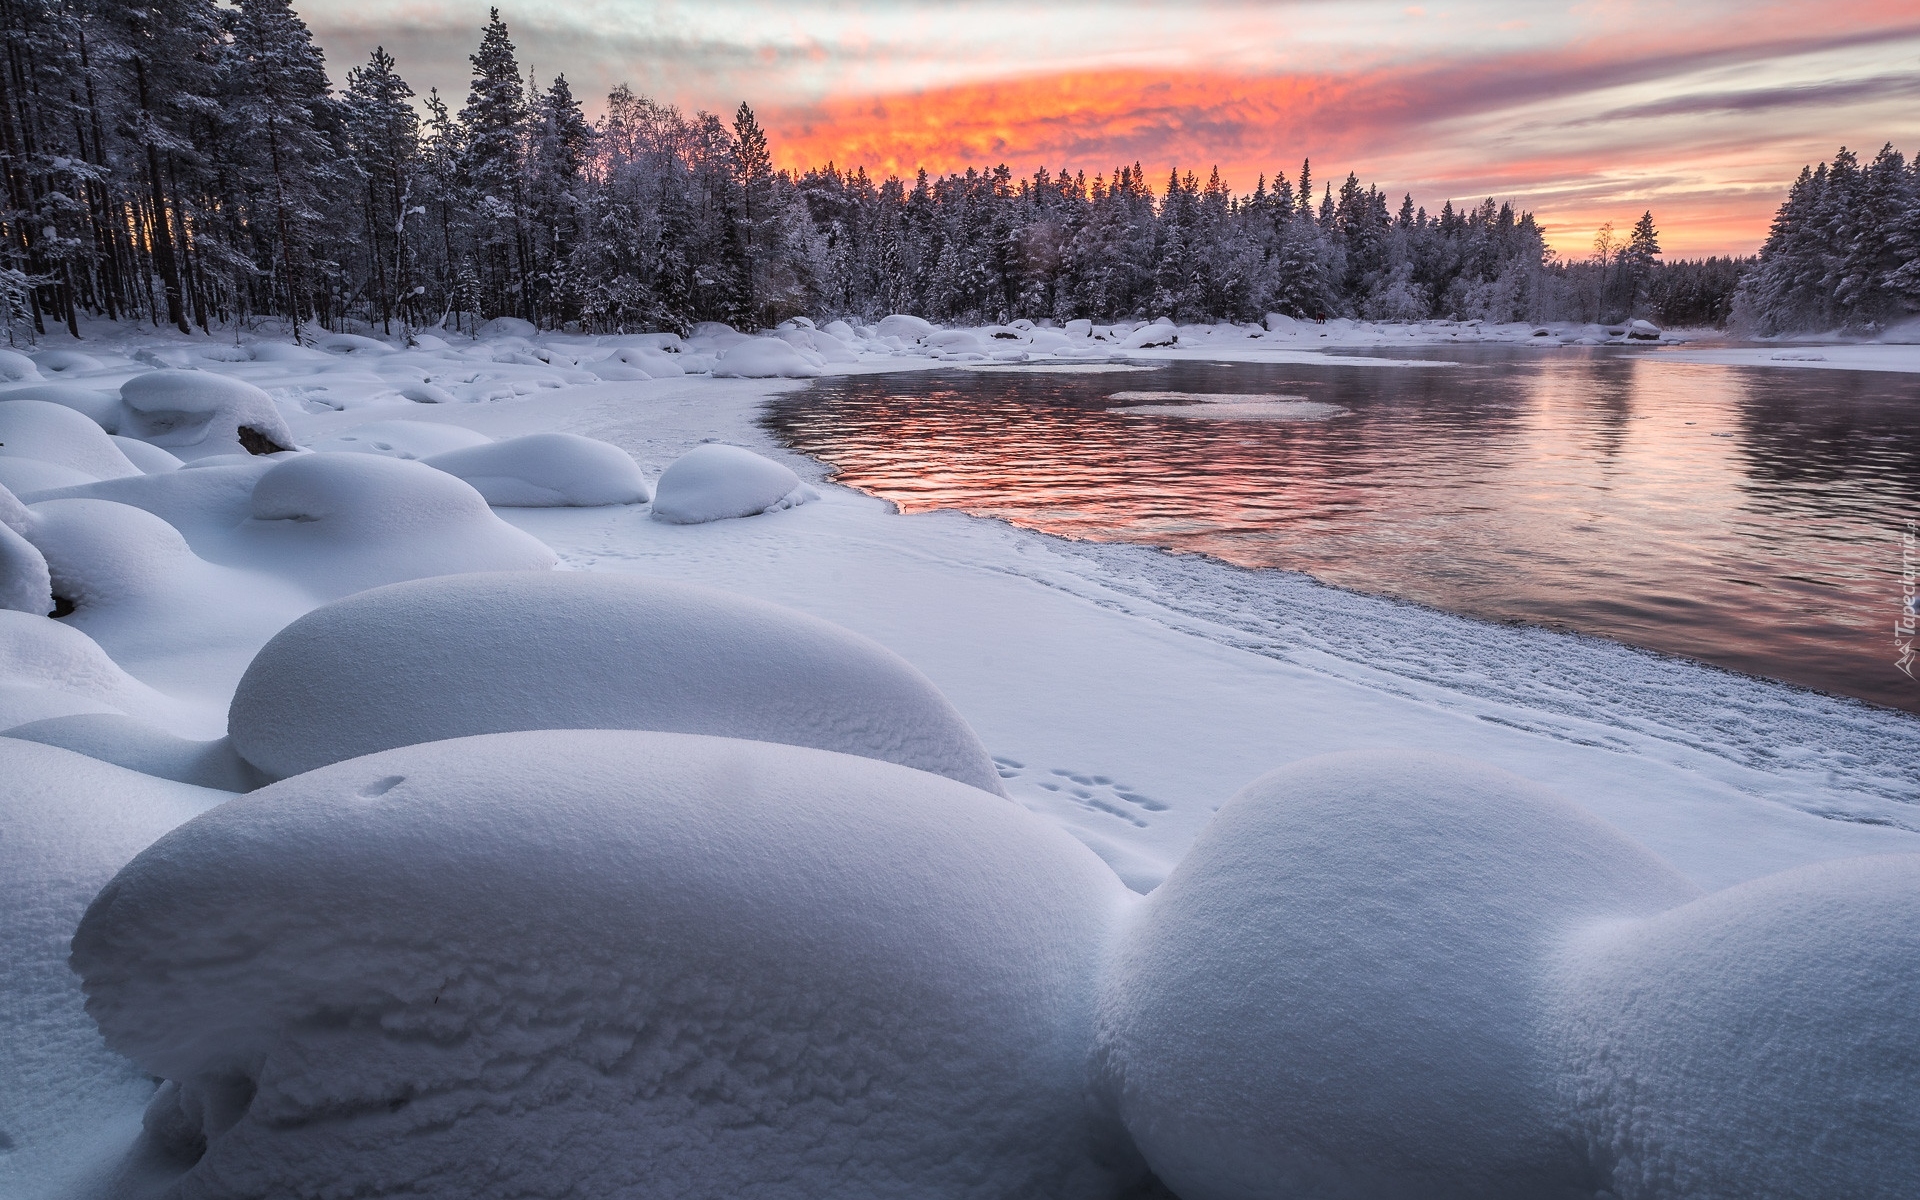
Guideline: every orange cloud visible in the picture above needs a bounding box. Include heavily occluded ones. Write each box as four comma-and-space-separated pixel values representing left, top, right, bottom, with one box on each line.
759, 24, 1920, 258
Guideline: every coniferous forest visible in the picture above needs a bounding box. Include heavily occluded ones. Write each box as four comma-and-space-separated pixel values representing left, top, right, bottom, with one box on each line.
0, 0, 1909, 340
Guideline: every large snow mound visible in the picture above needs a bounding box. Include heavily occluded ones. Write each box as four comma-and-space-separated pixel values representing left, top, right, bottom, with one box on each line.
651, 442, 816, 524
118, 370, 295, 459
0, 399, 142, 480
1551, 853, 1920, 1200
0, 740, 224, 1200
71, 729, 1136, 1199
1095, 749, 1700, 1200
711, 336, 823, 378
227, 571, 1005, 793
423, 432, 650, 507
235, 453, 558, 599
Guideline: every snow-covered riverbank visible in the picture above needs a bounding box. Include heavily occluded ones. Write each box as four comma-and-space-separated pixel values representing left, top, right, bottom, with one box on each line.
4, 316, 1916, 1199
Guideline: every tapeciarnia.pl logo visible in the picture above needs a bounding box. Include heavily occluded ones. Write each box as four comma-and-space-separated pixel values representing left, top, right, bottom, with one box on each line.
1899, 519, 1917, 680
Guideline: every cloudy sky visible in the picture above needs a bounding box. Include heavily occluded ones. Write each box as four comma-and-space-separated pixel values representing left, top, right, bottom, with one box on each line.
298, 0, 1920, 257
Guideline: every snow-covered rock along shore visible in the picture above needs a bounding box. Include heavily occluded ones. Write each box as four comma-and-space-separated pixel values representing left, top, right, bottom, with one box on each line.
1, 316, 1916, 1200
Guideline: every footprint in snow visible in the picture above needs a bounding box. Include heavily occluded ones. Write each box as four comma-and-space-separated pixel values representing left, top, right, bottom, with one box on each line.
993, 757, 1167, 828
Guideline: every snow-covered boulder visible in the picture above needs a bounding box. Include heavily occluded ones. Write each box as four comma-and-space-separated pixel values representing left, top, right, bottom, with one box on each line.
585, 345, 685, 380
110, 436, 182, 473
31, 349, 104, 374
0, 383, 124, 431
0, 608, 182, 732
822, 319, 863, 344
1096, 750, 1699, 1200
423, 433, 650, 507
1264, 313, 1302, 334
650, 442, 816, 524
118, 370, 296, 459
22, 460, 274, 551
5, 712, 258, 791
877, 313, 934, 342
775, 326, 861, 363
1065, 319, 1093, 338
477, 315, 537, 340
315, 332, 395, 355
711, 337, 823, 378
0, 497, 51, 614
396, 381, 459, 404
1626, 319, 1662, 341
71, 729, 1135, 1198
25, 497, 311, 701
306, 419, 492, 460
0, 740, 225, 1195
1551, 853, 1920, 1200
0, 399, 142, 481
235, 453, 558, 600
0, 346, 41, 381
1119, 324, 1178, 349
227, 571, 1006, 793
246, 342, 329, 363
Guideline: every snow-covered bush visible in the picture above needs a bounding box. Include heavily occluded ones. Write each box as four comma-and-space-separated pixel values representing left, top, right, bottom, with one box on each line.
650, 442, 815, 524
423, 433, 650, 507
71, 730, 1137, 1198
1095, 750, 1700, 1200
226, 571, 1005, 791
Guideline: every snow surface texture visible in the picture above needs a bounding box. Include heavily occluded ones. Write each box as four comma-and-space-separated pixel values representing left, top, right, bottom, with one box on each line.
71, 729, 1139, 1200
422, 432, 651, 506
1096, 750, 1702, 1200
651, 442, 817, 524
226, 571, 1007, 794
0, 740, 226, 1200
1551, 854, 1920, 1200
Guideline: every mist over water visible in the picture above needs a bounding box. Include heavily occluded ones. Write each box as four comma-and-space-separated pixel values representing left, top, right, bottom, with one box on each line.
766, 347, 1920, 714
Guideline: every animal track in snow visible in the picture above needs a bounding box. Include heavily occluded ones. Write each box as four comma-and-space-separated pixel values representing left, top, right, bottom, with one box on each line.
994, 757, 1167, 827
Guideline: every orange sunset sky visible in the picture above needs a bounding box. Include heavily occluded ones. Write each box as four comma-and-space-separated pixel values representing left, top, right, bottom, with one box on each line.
302, 1, 1920, 258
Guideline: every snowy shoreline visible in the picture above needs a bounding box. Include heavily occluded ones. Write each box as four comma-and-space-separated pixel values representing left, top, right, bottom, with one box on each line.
4, 316, 1917, 1198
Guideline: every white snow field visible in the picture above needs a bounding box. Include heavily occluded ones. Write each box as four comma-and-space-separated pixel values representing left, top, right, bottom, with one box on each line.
1, 316, 1917, 1199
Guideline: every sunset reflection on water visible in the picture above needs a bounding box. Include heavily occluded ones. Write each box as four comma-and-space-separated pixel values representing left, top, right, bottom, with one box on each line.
765, 348, 1920, 714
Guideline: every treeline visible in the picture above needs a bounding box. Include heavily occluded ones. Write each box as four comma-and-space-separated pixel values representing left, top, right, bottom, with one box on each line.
0, 0, 1749, 339
1734, 144, 1920, 335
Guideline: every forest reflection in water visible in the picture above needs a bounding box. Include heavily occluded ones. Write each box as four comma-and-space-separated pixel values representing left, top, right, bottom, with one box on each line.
765, 348, 1920, 714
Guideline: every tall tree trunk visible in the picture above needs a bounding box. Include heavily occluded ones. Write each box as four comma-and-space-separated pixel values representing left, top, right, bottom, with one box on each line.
133, 57, 189, 333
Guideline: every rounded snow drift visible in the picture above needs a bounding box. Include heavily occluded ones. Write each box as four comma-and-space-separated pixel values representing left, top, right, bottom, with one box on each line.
237, 454, 558, 598
711, 337, 823, 378
227, 570, 1005, 792
0, 399, 142, 480
423, 432, 650, 507
72, 729, 1135, 1198
1551, 853, 1920, 1200
1096, 749, 1700, 1200
119, 370, 295, 459
651, 442, 814, 524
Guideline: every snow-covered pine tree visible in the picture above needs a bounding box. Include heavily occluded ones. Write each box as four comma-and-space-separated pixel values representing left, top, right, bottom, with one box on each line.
223, 0, 339, 340
342, 46, 420, 333
459, 8, 530, 321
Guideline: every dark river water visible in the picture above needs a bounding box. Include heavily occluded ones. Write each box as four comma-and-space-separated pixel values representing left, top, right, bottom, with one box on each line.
764, 347, 1920, 714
